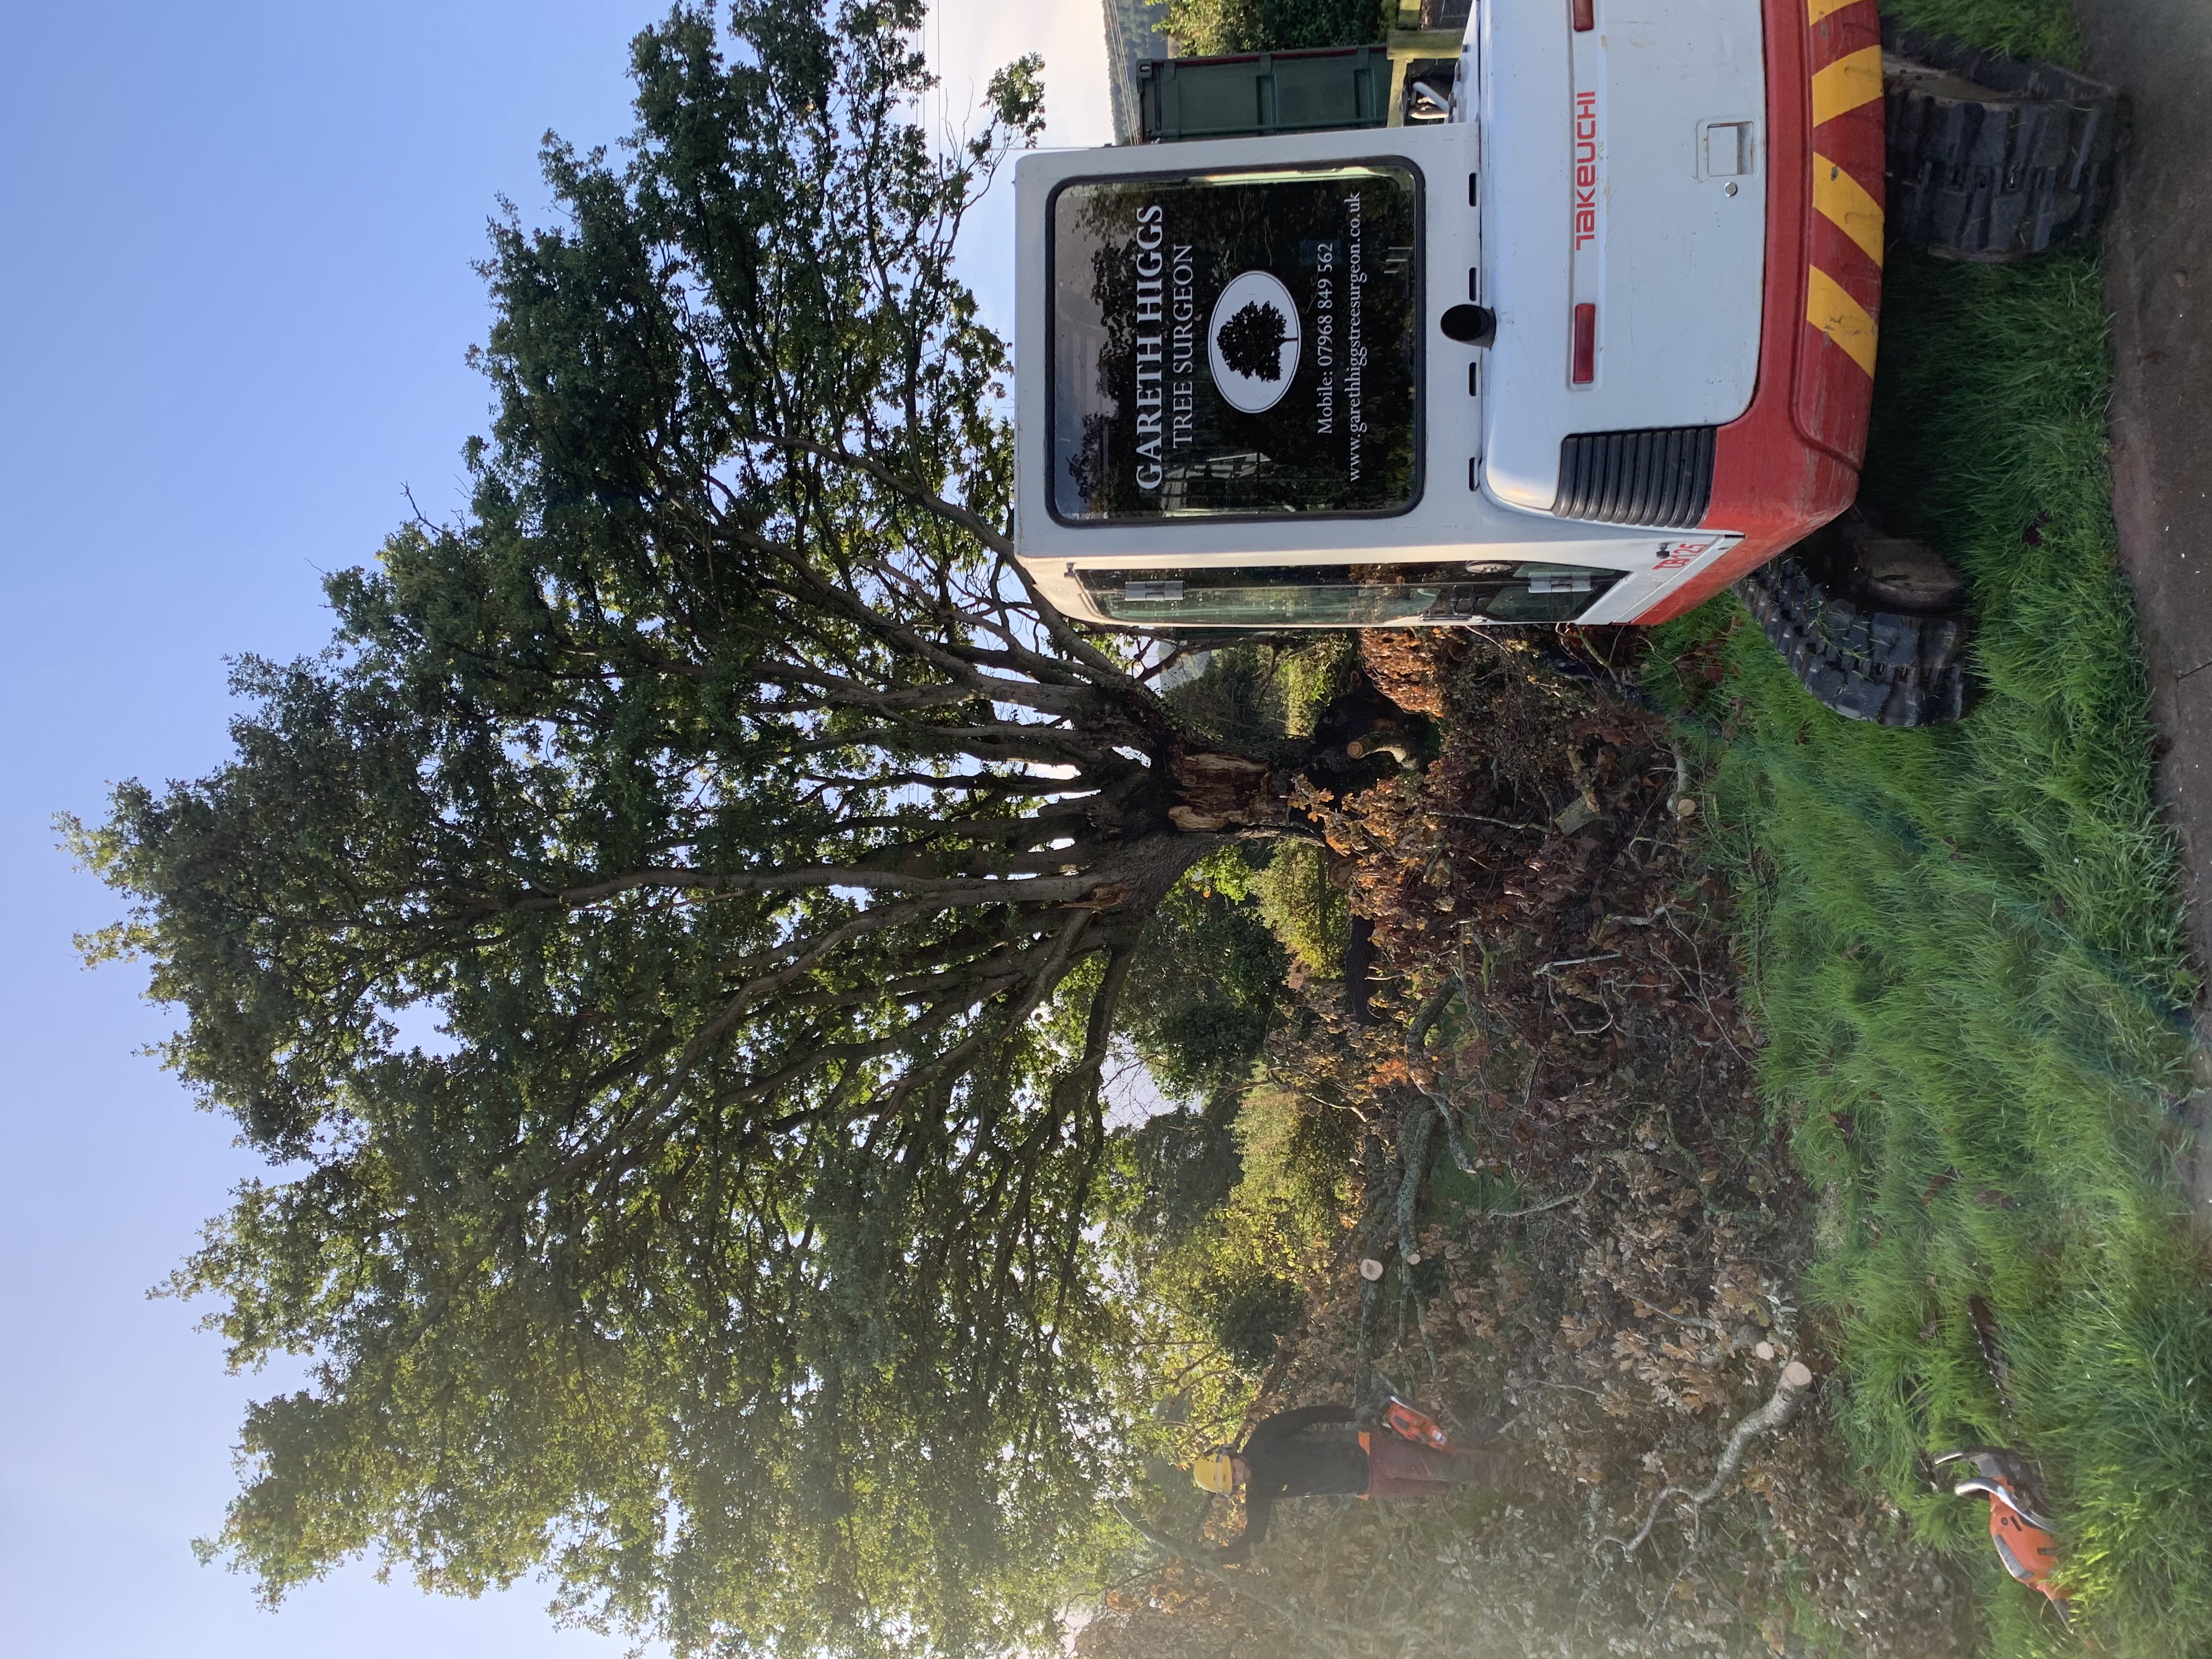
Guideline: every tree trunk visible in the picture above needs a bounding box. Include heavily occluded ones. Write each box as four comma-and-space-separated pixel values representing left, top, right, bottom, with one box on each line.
1164, 748, 1282, 832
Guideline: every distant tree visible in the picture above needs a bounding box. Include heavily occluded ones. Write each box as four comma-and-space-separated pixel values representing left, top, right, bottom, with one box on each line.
1124, 1088, 1247, 1239
1215, 299, 1290, 381
69, 5, 1336, 1655
1163, 0, 1386, 54
1118, 850, 1290, 1104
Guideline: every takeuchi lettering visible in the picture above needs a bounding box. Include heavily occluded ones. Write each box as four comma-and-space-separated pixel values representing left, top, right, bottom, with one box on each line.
1572, 91, 1599, 251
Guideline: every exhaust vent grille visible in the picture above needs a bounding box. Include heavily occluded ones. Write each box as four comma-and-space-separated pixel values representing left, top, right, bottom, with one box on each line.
1553, 427, 1716, 529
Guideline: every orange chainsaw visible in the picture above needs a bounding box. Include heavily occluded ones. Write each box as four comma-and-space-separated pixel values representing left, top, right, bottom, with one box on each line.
1933, 1446, 2069, 1622
1383, 1395, 1451, 1450
1353, 1378, 1454, 1465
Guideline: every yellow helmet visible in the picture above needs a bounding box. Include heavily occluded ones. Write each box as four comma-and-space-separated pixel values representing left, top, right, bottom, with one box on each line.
1190, 1450, 1238, 1494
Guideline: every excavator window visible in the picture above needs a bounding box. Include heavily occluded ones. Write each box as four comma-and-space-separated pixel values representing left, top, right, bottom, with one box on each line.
1073, 562, 1620, 626
1048, 162, 1423, 524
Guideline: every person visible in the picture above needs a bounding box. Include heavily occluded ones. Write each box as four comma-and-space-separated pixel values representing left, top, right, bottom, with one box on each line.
1189, 1401, 1526, 1562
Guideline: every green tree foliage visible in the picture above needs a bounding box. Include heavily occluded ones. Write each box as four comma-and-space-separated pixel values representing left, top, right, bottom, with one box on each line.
1163, 0, 1386, 53
1116, 849, 1289, 1105
1251, 839, 1350, 976
67, 7, 1323, 1654
1159, 647, 1289, 754
1111, 864, 1285, 1247
1191, 1264, 1303, 1370
1122, 1091, 1245, 1240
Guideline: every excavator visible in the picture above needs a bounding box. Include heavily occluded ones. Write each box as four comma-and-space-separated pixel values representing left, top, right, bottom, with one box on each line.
1015, 2, 2120, 726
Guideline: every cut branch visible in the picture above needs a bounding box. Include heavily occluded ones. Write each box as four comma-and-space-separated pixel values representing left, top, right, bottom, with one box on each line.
1602, 1361, 1816, 1560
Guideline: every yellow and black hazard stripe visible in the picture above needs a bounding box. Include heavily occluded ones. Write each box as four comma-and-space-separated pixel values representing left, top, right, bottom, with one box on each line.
1800, 0, 1886, 418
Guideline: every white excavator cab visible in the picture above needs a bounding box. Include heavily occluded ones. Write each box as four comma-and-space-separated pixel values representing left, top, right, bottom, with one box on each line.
1014, 0, 1893, 631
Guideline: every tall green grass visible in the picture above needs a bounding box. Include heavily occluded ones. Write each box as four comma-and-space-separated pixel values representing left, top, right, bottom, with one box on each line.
1652, 224, 2212, 1650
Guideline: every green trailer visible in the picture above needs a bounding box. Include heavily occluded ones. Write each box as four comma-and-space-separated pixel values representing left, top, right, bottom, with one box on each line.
1136, 46, 1390, 143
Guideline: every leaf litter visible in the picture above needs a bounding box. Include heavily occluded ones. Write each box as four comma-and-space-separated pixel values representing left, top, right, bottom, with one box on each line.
1086, 630, 1978, 1659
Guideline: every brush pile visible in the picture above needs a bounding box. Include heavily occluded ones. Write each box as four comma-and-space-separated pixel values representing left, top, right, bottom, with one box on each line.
1084, 633, 1974, 1659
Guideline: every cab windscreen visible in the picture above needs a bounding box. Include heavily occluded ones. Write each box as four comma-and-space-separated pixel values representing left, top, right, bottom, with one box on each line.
1048, 163, 1421, 523
1073, 562, 1621, 626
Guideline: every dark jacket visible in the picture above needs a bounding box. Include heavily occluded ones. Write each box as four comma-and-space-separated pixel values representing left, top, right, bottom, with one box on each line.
1214, 1403, 1365, 1562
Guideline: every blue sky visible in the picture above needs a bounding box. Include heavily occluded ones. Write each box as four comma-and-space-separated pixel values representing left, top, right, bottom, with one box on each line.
0, 4, 1106, 1652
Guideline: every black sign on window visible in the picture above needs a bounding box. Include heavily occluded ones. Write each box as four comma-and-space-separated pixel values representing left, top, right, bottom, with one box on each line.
1048, 162, 1424, 523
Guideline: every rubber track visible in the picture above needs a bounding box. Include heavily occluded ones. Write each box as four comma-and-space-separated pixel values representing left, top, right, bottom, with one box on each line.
1735, 555, 1972, 726
1884, 25, 2123, 261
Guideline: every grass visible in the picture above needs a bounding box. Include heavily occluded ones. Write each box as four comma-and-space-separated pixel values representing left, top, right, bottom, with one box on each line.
1650, 76, 2212, 1659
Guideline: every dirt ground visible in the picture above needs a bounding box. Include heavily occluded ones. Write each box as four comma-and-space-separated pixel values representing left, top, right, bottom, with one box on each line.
2070, 0, 2212, 1201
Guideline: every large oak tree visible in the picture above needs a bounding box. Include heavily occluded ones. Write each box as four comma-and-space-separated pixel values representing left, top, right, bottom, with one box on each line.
75, 5, 1333, 1654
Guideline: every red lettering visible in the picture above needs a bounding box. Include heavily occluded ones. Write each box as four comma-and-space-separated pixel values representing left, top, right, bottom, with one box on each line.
1570, 92, 1600, 253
